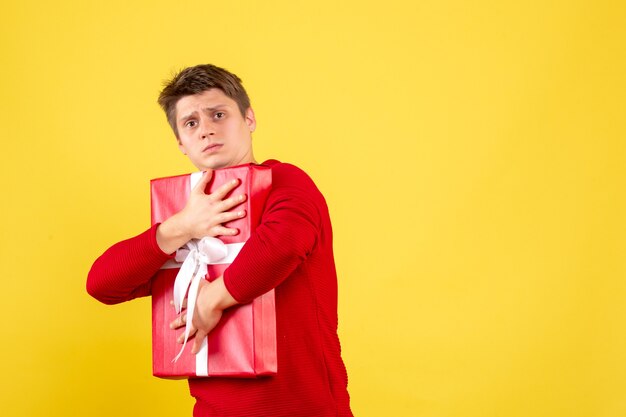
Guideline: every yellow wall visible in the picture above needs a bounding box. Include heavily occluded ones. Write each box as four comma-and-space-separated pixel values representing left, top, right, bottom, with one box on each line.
1, 1, 625, 416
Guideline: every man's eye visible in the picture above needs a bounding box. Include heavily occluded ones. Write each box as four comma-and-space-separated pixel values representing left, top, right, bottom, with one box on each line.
215, 112, 225, 119
185, 120, 197, 127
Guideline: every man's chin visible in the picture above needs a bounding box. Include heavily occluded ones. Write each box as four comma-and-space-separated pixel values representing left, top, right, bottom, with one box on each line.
192, 157, 227, 171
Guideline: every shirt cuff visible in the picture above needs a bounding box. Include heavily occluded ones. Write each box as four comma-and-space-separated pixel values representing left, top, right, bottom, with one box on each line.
148, 223, 177, 259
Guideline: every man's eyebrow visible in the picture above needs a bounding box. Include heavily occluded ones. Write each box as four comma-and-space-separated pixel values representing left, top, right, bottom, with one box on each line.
178, 110, 198, 123
203, 104, 229, 112
178, 105, 229, 123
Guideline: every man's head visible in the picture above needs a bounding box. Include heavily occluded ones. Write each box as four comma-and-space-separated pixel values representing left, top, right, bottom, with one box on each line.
158, 64, 257, 170
158, 64, 251, 138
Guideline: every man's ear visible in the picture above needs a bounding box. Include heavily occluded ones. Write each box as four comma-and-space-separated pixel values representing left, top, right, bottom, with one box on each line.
245, 107, 257, 132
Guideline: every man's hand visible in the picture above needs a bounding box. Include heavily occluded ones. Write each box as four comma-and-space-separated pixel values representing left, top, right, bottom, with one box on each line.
170, 276, 238, 354
156, 170, 247, 254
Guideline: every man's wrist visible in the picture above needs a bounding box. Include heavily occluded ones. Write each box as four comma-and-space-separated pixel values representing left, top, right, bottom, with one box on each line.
204, 277, 238, 311
156, 214, 191, 254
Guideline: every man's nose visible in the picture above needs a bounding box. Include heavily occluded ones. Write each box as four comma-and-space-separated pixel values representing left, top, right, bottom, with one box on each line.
200, 119, 216, 139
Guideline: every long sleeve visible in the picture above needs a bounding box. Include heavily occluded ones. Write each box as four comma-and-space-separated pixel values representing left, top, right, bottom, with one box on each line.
86, 223, 174, 304
223, 162, 323, 303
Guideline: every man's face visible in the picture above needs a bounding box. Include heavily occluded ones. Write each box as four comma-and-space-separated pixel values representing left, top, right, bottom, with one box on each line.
175, 89, 256, 170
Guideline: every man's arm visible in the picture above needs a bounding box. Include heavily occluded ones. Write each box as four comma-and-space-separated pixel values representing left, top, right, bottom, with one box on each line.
224, 162, 323, 303
86, 224, 172, 304
86, 170, 247, 304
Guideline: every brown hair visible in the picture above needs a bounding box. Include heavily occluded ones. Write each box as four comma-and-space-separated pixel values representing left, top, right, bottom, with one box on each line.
157, 64, 251, 137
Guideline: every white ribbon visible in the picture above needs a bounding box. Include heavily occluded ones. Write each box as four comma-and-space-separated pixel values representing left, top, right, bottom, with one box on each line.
171, 237, 244, 364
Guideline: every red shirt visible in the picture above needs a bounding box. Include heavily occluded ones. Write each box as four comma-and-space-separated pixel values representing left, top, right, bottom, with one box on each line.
87, 160, 353, 417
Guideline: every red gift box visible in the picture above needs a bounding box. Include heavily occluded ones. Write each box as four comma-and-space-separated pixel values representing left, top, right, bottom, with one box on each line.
150, 164, 276, 378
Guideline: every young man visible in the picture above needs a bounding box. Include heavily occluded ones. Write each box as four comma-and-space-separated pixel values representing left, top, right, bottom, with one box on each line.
87, 64, 353, 417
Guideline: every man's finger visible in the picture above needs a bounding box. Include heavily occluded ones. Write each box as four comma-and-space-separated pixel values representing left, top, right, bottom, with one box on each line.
191, 169, 213, 195
218, 194, 247, 212
170, 313, 186, 329
212, 225, 240, 237
177, 324, 197, 344
192, 329, 208, 354
171, 298, 187, 309
217, 209, 246, 225
209, 178, 241, 201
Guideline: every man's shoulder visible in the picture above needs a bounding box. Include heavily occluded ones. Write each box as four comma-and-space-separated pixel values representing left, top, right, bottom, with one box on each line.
262, 159, 309, 180
261, 159, 321, 193
261, 159, 300, 172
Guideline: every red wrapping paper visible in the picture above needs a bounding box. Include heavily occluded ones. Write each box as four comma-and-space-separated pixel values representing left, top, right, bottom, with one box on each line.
150, 164, 276, 378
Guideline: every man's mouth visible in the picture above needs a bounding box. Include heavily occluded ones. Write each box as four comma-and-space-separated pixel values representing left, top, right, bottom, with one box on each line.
203, 143, 223, 153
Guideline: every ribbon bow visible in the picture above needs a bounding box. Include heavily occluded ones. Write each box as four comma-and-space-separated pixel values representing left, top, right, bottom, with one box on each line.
172, 237, 242, 362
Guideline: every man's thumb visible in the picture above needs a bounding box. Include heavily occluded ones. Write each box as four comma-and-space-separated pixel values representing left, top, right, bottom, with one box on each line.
192, 169, 213, 194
